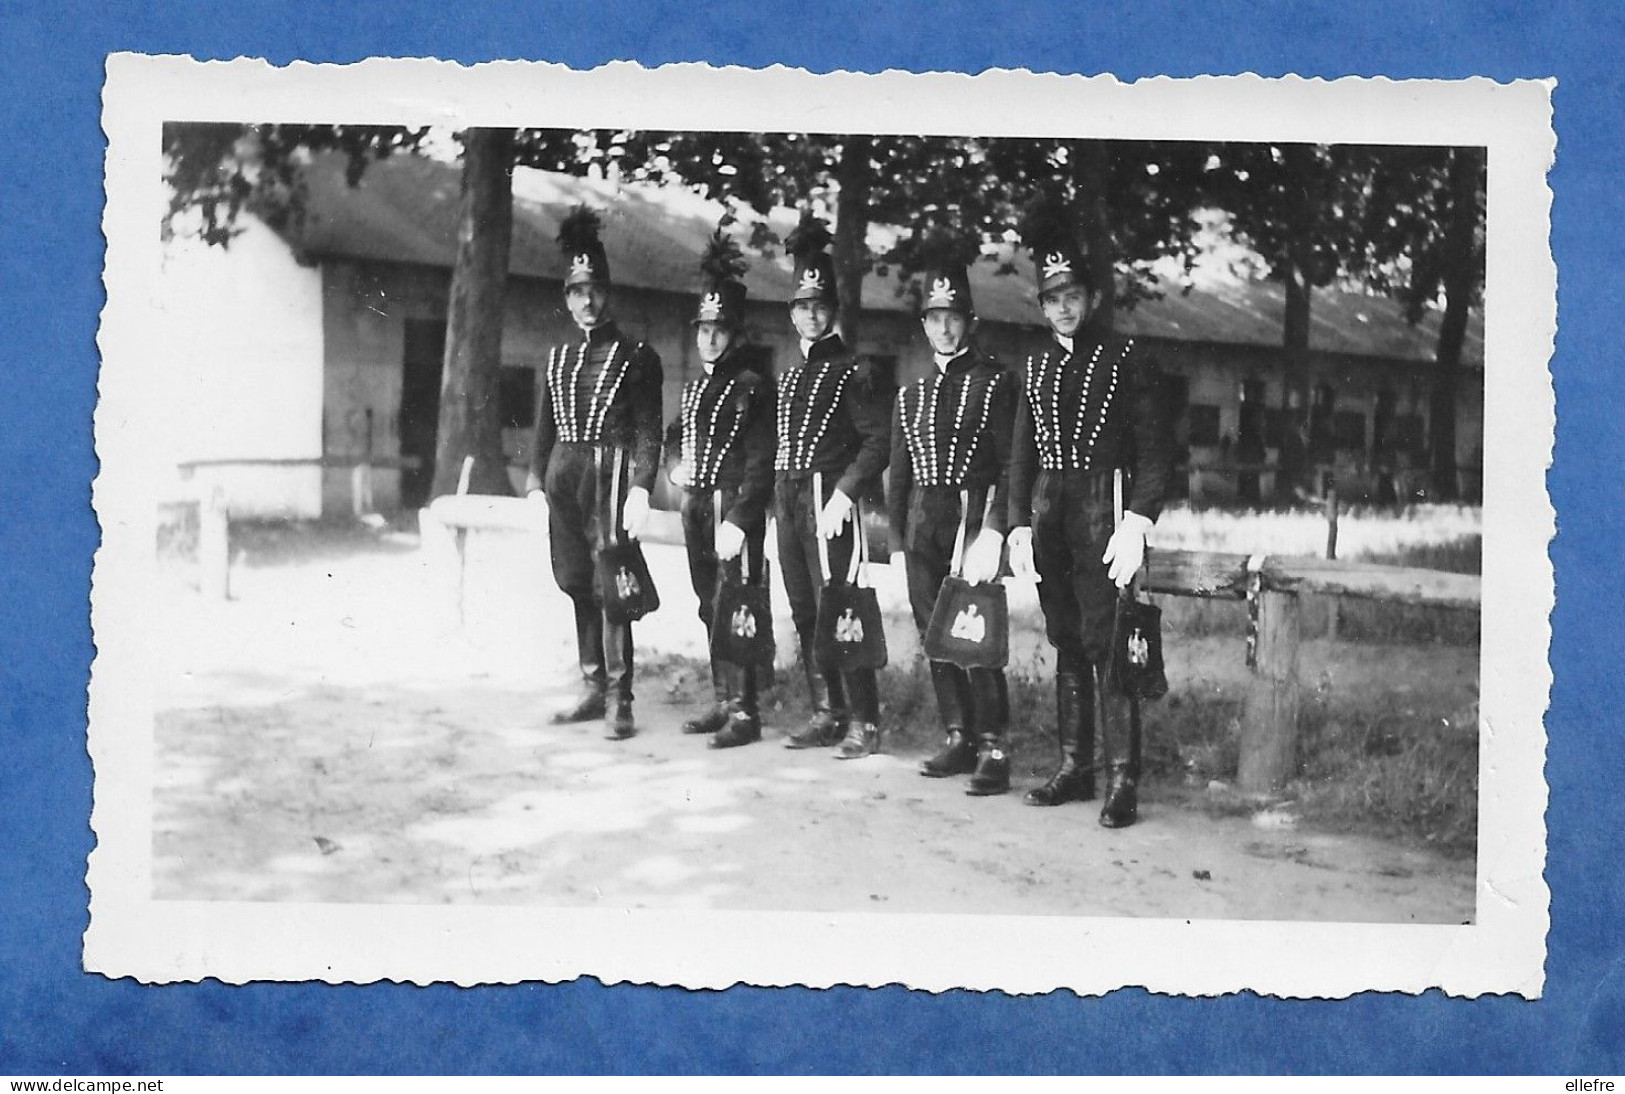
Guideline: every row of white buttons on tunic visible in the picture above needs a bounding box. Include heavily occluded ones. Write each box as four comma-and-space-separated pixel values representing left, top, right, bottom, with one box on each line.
1025, 339, 1131, 471
902, 371, 1000, 487
674, 374, 744, 488
546, 340, 627, 443
774, 359, 851, 472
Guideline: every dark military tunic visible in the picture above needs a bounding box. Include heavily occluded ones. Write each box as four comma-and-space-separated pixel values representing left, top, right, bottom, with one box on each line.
1009, 326, 1172, 668
887, 347, 1014, 631
667, 353, 776, 630
529, 321, 663, 697
888, 346, 1016, 745
772, 331, 890, 723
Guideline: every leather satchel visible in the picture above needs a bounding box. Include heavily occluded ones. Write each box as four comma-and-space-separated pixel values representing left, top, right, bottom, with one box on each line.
923, 489, 1009, 668
1112, 586, 1168, 700
597, 448, 660, 625
710, 498, 775, 668
1107, 468, 1167, 700
812, 473, 888, 672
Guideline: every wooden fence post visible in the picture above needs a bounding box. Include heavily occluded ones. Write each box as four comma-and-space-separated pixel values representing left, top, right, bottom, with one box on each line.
199, 485, 230, 600
1239, 586, 1302, 792
1324, 480, 1341, 639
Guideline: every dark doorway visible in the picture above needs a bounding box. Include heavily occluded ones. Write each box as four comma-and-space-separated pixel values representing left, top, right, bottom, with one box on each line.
1237, 470, 1261, 504
1159, 372, 1190, 499
1238, 378, 1267, 462
400, 319, 447, 510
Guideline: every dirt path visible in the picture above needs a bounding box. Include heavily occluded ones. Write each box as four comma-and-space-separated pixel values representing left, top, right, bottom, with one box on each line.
150, 529, 1474, 923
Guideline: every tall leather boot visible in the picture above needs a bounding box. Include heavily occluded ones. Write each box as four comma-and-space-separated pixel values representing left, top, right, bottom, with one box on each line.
1097, 663, 1141, 828
1023, 669, 1097, 806
603, 620, 636, 740
965, 668, 1010, 796
551, 600, 607, 724
710, 663, 762, 749
834, 670, 880, 760
785, 639, 846, 748
920, 661, 976, 778
682, 661, 732, 735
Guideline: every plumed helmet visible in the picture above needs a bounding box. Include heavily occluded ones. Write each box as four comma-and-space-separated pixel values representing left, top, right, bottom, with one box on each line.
694, 221, 749, 327
1018, 192, 1090, 297
784, 210, 839, 306
558, 204, 610, 288
912, 227, 978, 317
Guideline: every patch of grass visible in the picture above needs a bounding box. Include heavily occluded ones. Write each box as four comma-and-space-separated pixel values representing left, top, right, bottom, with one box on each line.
647, 643, 1477, 857
1291, 692, 1479, 854
1355, 533, 1482, 575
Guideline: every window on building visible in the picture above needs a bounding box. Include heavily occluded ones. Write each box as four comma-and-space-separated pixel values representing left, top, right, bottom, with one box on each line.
1187, 404, 1221, 446
1332, 409, 1368, 452
499, 366, 537, 430
732, 343, 775, 378
1264, 406, 1287, 448
865, 353, 900, 398
1393, 413, 1425, 455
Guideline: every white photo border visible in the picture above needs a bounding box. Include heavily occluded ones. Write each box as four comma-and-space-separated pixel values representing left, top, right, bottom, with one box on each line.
88, 55, 1554, 997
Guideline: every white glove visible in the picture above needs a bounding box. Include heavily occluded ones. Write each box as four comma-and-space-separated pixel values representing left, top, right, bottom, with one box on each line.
525, 488, 549, 523
961, 529, 1004, 585
715, 520, 745, 561
621, 486, 651, 539
1006, 526, 1040, 583
817, 488, 854, 539
1102, 511, 1153, 588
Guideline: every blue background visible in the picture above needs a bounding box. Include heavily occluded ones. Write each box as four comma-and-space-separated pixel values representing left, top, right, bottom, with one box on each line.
2, 0, 1620, 1075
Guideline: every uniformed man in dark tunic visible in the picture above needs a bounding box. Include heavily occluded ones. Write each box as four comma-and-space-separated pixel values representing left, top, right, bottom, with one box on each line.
1007, 196, 1173, 827
774, 212, 891, 759
887, 235, 1016, 795
668, 226, 777, 749
526, 206, 664, 741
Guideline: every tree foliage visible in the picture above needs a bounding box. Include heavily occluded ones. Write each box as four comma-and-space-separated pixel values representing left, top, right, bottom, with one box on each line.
160, 122, 427, 246
162, 122, 1488, 504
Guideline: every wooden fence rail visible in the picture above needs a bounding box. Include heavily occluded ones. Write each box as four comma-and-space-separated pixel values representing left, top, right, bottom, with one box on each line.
1142, 549, 1482, 610
1141, 547, 1480, 791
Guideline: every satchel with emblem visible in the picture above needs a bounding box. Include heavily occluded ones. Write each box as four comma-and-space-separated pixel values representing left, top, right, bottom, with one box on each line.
1112, 588, 1168, 700
597, 448, 660, 625
1107, 468, 1166, 700
923, 489, 1010, 668
812, 473, 888, 672
709, 497, 775, 668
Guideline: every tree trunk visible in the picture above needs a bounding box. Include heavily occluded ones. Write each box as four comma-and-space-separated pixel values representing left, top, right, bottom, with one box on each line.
1428, 146, 1484, 503
1276, 145, 1317, 502
431, 127, 517, 498
833, 134, 873, 352
1076, 141, 1117, 332
1278, 250, 1314, 500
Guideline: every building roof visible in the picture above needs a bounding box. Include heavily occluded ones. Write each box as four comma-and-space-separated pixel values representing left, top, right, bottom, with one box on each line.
283, 151, 1483, 367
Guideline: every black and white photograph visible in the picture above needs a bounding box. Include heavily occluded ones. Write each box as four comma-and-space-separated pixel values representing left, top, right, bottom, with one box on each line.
86, 58, 1552, 995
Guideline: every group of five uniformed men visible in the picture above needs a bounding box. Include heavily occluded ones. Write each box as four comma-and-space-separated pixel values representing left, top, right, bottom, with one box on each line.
526, 201, 1171, 828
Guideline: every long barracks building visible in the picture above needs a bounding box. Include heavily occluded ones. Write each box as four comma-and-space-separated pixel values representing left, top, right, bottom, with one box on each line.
157, 152, 1484, 518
